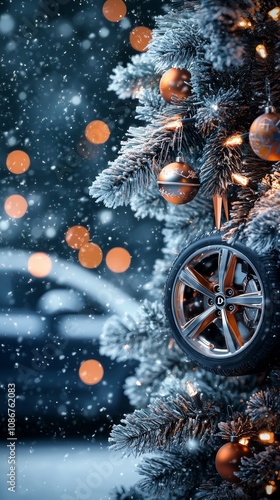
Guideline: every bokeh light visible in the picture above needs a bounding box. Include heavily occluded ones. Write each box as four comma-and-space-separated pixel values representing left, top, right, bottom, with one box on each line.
28, 252, 52, 278
65, 225, 90, 249
106, 247, 131, 273
4, 194, 28, 218
102, 0, 127, 22
85, 120, 110, 144
6, 150, 31, 174
79, 359, 104, 385
129, 26, 152, 52
78, 242, 103, 268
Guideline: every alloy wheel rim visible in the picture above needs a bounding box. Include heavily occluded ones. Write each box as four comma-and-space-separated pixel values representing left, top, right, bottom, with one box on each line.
171, 245, 265, 359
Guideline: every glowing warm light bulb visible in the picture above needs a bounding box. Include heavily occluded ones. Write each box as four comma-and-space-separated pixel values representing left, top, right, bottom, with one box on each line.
256, 44, 268, 58
268, 7, 280, 21
238, 19, 252, 28
85, 120, 110, 144
186, 381, 197, 397
28, 252, 52, 278
106, 247, 131, 273
6, 150, 30, 174
232, 172, 249, 186
265, 481, 277, 495
258, 431, 275, 444
224, 134, 243, 146
239, 437, 249, 446
129, 26, 152, 52
4, 194, 28, 218
165, 119, 183, 131
79, 359, 104, 385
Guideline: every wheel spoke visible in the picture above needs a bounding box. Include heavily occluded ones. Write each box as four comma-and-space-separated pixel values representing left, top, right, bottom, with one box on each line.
225, 311, 244, 348
179, 267, 215, 299
221, 309, 239, 353
218, 248, 230, 293
224, 254, 237, 289
228, 291, 263, 308
182, 306, 216, 339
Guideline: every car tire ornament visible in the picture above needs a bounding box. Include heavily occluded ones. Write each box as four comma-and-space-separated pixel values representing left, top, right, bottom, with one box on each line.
164, 234, 280, 376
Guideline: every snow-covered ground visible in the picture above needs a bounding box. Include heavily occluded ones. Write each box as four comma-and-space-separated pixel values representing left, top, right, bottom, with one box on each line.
0, 440, 140, 500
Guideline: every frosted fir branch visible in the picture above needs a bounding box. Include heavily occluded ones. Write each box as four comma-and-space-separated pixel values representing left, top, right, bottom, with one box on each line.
130, 186, 167, 220
144, 254, 176, 297
246, 388, 280, 425
217, 413, 253, 441
236, 446, 280, 488
196, 480, 250, 500
137, 450, 213, 499
244, 190, 280, 255
109, 394, 220, 456
108, 53, 158, 100
123, 351, 189, 408
110, 485, 146, 500
162, 197, 214, 252
148, 12, 203, 73
100, 300, 171, 362
195, 87, 245, 136
199, 130, 243, 195
89, 118, 200, 208
136, 88, 165, 122
194, 0, 256, 70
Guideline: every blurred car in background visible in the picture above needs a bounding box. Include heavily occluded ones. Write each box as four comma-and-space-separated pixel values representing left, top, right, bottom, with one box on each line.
0, 249, 139, 437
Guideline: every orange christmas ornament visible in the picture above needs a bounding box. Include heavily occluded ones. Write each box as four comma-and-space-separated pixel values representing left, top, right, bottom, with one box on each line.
215, 438, 251, 483
249, 105, 280, 161
158, 157, 200, 204
159, 68, 192, 103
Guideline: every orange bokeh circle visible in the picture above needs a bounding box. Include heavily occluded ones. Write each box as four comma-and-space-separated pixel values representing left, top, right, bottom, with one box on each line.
129, 26, 152, 52
78, 243, 103, 269
28, 252, 52, 278
4, 194, 28, 218
79, 359, 104, 385
106, 247, 131, 273
102, 0, 127, 22
85, 120, 110, 144
65, 225, 90, 249
6, 150, 31, 174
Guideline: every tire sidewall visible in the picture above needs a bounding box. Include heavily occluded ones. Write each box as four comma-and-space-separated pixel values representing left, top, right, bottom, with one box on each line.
164, 234, 278, 374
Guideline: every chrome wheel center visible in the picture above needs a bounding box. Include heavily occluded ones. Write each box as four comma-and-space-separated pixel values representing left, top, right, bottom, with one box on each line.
215, 294, 226, 308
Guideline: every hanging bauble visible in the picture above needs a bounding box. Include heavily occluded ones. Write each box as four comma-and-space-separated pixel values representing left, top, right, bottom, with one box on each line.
215, 439, 251, 483
249, 105, 280, 161
159, 68, 192, 103
157, 157, 200, 204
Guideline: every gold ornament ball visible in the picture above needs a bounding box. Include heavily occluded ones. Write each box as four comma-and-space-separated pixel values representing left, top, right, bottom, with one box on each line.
215, 441, 251, 483
157, 161, 200, 205
159, 68, 192, 103
249, 111, 280, 161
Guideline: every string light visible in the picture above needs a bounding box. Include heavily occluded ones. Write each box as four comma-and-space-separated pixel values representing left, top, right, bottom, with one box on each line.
231, 173, 258, 191
186, 381, 203, 408
268, 7, 280, 21
237, 19, 252, 28
256, 44, 268, 59
224, 134, 243, 146
265, 481, 277, 495
258, 431, 275, 444
165, 119, 183, 131
239, 437, 249, 445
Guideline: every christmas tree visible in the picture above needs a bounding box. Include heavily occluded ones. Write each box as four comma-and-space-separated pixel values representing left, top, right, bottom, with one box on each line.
90, 1, 280, 498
